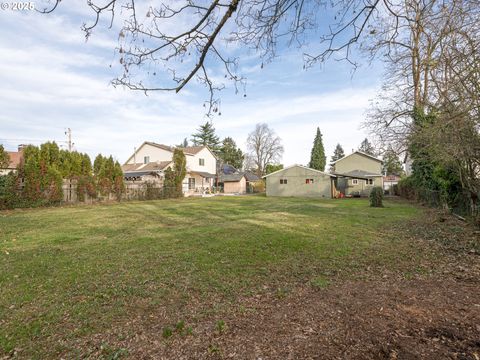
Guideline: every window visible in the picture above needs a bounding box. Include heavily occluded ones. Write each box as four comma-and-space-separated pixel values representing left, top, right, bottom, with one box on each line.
352, 179, 358, 185
188, 178, 196, 190
143, 156, 150, 164
280, 179, 288, 185
366, 178, 373, 185
199, 158, 205, 166
306, 178, 314, 184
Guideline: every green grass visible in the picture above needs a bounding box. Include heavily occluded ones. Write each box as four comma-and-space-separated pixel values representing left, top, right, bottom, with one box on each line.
0, 196, 420, 357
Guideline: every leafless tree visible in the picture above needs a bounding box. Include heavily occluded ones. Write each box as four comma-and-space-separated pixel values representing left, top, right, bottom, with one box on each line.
40, 0, 441, 114
246, 123, 284, 176
364, 0, 480, 154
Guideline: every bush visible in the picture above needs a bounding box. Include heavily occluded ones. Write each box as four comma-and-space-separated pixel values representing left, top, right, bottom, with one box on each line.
397, 176, 416, 200
369, 186, 384, 207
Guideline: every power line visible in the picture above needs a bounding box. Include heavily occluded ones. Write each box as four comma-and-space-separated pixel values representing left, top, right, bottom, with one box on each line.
0, 138, 68, 143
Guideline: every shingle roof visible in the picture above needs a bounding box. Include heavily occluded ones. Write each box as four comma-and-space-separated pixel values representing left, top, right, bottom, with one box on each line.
334, 170, 383, 179
145, 142, 174, 152
331, 151, 382, 165
244, 171, 260, 181
263, 164, 336, 178
121, 161, 172, 173
220, 173, 246, 182
178, 146, 205, 155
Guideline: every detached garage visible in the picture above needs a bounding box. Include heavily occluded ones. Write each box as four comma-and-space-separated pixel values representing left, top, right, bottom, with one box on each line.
264, 165, 336, 198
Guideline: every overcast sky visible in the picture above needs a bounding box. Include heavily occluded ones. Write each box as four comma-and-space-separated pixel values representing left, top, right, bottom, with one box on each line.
0, 1, 383, 166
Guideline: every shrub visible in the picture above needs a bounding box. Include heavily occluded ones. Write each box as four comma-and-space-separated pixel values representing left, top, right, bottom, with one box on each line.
369, 186, 384, 207
397, 176, 416, 200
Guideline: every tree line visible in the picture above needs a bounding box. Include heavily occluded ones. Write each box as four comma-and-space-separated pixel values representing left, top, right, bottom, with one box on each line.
0, 142, 124, 209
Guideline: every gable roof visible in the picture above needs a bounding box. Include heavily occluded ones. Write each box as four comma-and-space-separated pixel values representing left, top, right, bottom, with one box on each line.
220, 173, 246, 182
244, 171, 260, 182
178, 146, 204, 155
333, 169, 383, 179
262, 164, 336, 178
180, 145, 218, 160
121, 161, 172, 173
331, 151, 382, 165
125, 142, 217, 165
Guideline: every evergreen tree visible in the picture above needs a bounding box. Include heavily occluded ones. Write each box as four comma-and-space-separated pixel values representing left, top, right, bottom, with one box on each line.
81, 153, 93, 176
93, 154, 104, 176
177, 138, 189, 148
172, 149, 187, 197
309, 127, 326, 171
331, 143, 345, 163
218, 137, 244, 169
358, 138, 376, 156
329, 143, 345, 172
191, 121, 220, 151
0, 145, 10, 169
382, 147, 404, 175
163, 167, 176, 198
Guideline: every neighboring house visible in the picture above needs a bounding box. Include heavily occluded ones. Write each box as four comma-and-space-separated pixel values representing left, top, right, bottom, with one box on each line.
218, 165, 261, 194
331, 151, 384, 196
0, 145, 24, 175
264, 164, 336, 198
122, 142, 217, 195
383, 175, 402, 193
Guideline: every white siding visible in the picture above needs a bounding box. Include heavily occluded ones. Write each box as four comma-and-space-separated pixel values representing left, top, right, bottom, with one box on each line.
126, 144, 173, 165
187, 147, 216, 174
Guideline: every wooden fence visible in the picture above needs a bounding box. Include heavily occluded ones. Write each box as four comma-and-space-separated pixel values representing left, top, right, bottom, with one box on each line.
62, 179, 165, 204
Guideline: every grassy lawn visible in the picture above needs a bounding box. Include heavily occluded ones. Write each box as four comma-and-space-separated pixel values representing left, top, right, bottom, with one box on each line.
0, 196, 422, 358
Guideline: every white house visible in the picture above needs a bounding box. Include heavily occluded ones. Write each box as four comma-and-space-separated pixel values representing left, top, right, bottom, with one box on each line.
122, 142, 217, 196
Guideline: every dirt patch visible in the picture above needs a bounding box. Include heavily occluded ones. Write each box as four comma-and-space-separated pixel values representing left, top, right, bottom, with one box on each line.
110, 277, 478, 360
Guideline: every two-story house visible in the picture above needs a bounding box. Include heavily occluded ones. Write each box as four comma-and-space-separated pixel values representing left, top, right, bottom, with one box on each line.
331, 151, 384, 196
122, 142, 217, 195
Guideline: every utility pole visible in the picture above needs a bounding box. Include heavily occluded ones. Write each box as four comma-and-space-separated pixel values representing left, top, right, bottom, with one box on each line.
65, 128, 73, 151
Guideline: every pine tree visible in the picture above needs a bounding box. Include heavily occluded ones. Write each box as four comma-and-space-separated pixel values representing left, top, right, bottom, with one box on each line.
309, 127, 326, 171
358, 138, 376, 156
331, 144, 345, 162
329, 143, 345, 172
191, 121, 220, 151
218, 137, 244, 169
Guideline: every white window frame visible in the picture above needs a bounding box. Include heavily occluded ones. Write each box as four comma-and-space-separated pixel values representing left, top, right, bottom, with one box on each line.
199, 158, 205, 166
280, 179, 288, 185
144, 156, 150, 164
352, 179, 358, 185
366, 178, 374, 186
306, 178, 314, 184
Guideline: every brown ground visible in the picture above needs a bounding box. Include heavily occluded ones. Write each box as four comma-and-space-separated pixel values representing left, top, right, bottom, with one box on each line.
83, 209, 480, 360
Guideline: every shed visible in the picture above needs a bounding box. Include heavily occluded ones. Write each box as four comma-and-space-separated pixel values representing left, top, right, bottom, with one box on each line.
221, 173, 247, 194
263, 165, 336, 198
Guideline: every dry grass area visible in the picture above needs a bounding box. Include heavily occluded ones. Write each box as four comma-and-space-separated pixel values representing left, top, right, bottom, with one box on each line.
0, 196, 478, 359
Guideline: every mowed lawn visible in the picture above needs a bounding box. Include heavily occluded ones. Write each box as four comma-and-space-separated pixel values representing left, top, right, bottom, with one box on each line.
0, 196, 421, 358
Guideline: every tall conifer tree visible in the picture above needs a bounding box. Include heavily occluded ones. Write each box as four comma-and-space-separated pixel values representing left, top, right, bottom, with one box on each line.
309, 127, 326, 171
